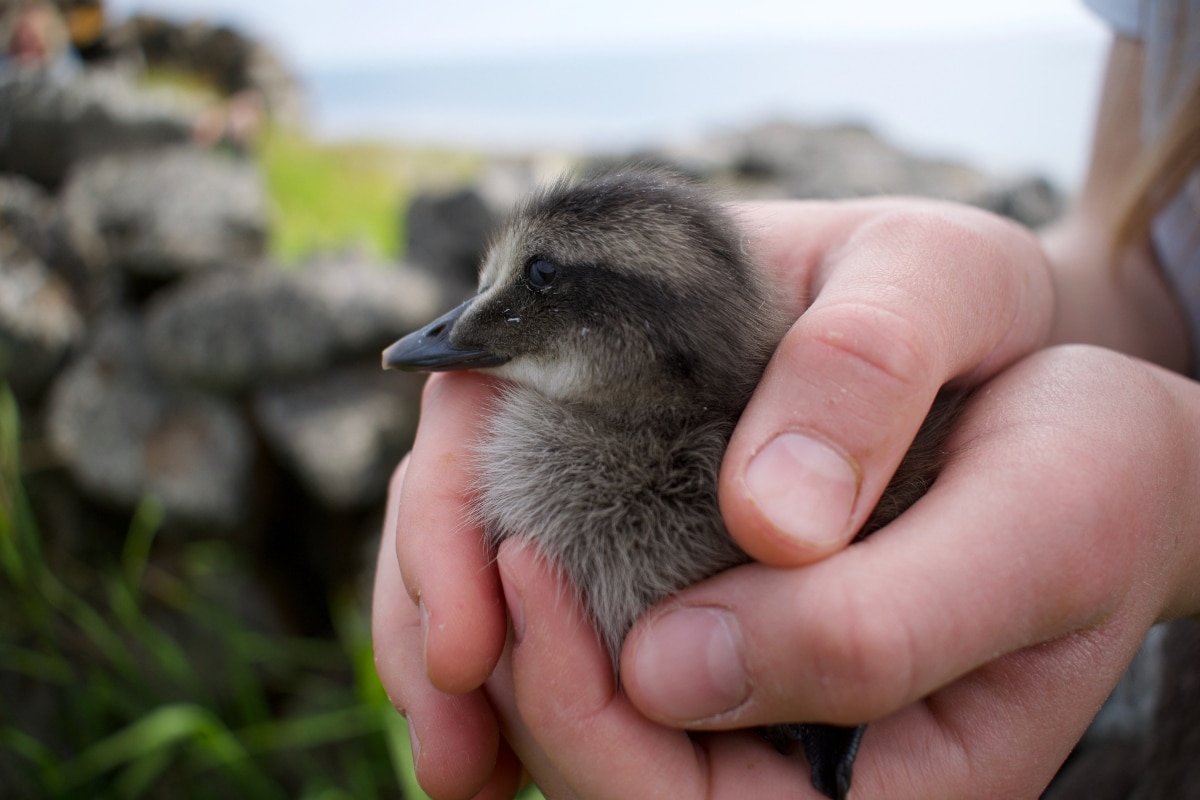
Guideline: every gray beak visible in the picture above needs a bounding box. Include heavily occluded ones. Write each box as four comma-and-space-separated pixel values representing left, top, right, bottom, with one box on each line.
382, 299, 511, 372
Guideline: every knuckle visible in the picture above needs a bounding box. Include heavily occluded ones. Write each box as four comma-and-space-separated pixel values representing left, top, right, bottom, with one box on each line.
803, 578, 918, 720
853, 204, 1042, 370
794, 300, 935, 401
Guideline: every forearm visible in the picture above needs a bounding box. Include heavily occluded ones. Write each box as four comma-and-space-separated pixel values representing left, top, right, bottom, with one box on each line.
1038, 36, 1192, 373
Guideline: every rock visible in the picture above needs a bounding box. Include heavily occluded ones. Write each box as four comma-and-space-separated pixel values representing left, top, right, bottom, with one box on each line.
60, 146, 269, 283
404, 187, 496, 298
650, 121, 994, 202
242, 36, 307, 129
632, 121, 1066, 226
0, 234, 83, 398
119, 15, 306, 127
46, 315, 254, 529
297, 256, 443, 355
254, 366, 422, 510
0, 68, 192, 189
145, 258, 441, 392
129, 17, 255, 96
0, 174, 55, 258
144, 268, 337, 392
0, 173, 93, 303
973, 175, 1066, 229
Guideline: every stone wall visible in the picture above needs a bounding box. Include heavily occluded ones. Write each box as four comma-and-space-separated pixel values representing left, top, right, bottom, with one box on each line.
1, 14, 1067, 628
0, 55, 440, 630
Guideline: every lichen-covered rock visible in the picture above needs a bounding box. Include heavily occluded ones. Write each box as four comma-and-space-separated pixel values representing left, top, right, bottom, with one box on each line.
646, 121, 992, 201
0, 235, 83, 398
0, 174, 55, 257
297, 256, 443, 355
0, 69, 192, 189
254, 366, 422, 510
404, 187, 496, 298
144, 269, 337, 392
620, 121, 1065, 226
118, 14, 307, 128
61, 146, 269, 282
144, 258, 441, 392
46, 315, 254, 530
0, 173, 96, 307
972, 175, 1066, 229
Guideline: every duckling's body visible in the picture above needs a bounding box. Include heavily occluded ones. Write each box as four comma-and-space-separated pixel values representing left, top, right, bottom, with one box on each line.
385, 168, 957, 800
477, 385, 748, 660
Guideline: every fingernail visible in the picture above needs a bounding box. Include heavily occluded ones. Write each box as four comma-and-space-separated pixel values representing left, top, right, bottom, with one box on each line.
499, 564, 526, 639
406, 715, 422, 766
632, 607, 748, 722
745, 433, 858, 548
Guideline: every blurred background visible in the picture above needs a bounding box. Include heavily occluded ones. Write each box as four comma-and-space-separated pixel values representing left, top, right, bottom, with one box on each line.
0, 1, 1108, 797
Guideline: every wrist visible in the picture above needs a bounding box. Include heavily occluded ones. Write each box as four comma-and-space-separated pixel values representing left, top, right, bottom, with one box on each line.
1041, 216, 1190, 371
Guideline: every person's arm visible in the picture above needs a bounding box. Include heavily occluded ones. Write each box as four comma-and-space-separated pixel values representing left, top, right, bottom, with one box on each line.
1041, 37, 1190, 370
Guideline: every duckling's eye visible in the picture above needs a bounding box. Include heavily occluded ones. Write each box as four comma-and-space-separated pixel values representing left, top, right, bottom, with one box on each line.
526, 259, 558, 290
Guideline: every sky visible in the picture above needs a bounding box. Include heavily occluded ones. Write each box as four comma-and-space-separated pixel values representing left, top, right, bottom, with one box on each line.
107, 0, 1108, 68
103, 1, 1114, 187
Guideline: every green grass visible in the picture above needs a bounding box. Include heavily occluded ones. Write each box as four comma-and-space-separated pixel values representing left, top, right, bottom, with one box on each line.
0, 386, 428, 799
260, 129, 403, 263
0, 124, 551, 796
258, 128, 485, 265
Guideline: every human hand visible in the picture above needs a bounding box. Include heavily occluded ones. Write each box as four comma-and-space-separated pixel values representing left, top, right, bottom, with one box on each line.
719, 199, 1055, 564
486, 345, 1200, 798
372, 197, 1063, 798
372, 373, 516, 800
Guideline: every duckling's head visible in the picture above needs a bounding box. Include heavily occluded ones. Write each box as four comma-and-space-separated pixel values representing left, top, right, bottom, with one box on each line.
384, 168, 785, 416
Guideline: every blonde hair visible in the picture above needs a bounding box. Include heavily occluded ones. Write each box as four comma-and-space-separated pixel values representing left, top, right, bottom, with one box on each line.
1113, 2, 1200, 252
1114, 77, 1200, 250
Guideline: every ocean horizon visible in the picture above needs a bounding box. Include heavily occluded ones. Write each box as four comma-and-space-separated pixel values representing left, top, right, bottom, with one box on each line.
305, 33, 1107, 191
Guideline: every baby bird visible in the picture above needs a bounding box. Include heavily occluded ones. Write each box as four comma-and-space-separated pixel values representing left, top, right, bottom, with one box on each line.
383, 168, 959, 800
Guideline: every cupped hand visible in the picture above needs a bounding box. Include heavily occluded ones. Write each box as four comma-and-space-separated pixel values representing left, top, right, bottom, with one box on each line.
721, 199, 1054, 564
372, 372, 515, 800
372, 198, 1063, 798
491, 345, 1200, 798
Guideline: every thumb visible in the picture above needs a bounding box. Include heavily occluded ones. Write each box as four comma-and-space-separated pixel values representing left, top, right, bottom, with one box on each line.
721, 202, 1052, 565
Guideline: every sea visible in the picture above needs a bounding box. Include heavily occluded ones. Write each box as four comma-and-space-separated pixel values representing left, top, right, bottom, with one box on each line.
306, 34, 1109, 191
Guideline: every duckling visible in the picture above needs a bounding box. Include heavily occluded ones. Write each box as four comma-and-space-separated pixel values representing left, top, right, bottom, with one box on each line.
383, 167, 960, 800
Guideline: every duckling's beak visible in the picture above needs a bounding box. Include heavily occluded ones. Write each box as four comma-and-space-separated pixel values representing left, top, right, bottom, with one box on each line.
382, 299, 511, 372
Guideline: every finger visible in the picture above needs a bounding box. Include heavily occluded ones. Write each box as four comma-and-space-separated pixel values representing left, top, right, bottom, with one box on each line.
491, 540, 823, 799
844, 616, 1142, 799
396, 371, 508, 694
373, 459, 504, 800
489, 537, 1145, 799
629, 348, 1171, 728
722, 200, 1055, 564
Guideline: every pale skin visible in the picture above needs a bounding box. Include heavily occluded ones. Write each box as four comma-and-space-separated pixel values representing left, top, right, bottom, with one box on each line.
372, 37, 1200, 799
